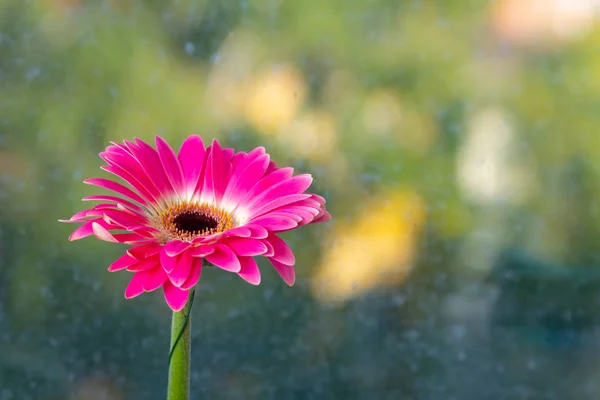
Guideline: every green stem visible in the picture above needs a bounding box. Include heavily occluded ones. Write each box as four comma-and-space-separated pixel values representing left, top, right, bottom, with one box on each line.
167, 289, 195, 400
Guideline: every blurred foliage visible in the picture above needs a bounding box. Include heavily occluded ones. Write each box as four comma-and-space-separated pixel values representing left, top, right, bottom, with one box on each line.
2, 0, 600, 399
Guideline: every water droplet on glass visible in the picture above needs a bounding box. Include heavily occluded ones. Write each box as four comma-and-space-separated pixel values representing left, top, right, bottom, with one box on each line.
26, 67, 40, 81
391, 294, 405, 307
184, 42, 195, 55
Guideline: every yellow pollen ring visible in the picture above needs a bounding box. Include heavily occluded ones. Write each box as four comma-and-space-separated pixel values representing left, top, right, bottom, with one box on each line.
158, 201, 234, 242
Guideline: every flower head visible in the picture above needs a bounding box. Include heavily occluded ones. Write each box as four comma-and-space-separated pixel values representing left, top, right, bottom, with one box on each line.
61, 136, 330, 311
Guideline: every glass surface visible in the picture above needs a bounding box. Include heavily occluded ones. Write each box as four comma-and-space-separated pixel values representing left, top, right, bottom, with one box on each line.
2, 1, 600, 399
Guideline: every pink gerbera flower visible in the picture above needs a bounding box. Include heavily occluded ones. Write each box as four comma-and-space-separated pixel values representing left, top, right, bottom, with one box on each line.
61, 136, 330, 311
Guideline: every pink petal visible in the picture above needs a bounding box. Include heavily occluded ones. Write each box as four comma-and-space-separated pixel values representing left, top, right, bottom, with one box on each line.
127, 256, 160, 272
271, 206, 319, 225
101, 164, 159, 205
141, 267, 168, 291
235, 147, 265, 171
108, 143, 127, 156
130, 226, 160, 238
230, 150, 248, 171
223, 226, 252, 238
127, 243, 162, 259
223, 148, 235, 162
163, 281, 190, 311
92, 222, 119, 242
178, 135, 206, 199
244, 175, 313, 216
261, 239, 275, 257
180, 257, 203, 290
224, 237, 268, 256
311, 194, 327, 204
312, 210, 332, 223
84, 178, 147, 205
156, 136, 185, 195
169, 251, 194, 287
59, 209, 93, 223
275, 211, 303, 223
191, 233, 218, 246
205, 244, 241, 272
68, 219, 106, 241
165, 240, 191, 257
200, 140, 231, 204
101, 209, 146, 230
249, 214, 298, 231
197, 146, 215, 203
98, 208, 142, 223
265, 160, 278, 175
160, 249, 179, 273
238, 257, 261, 285
269, 258, 296, 286
126, 138, 174, 195
247, 194, 311, 220
279, 205, 320, 217
108, 253, 138, 272
124, 273, 146, 299
112, 233, 151, 244
265, 234, 295, 266
103, 203, 146, 217
101, 149, 163, 201
237, 167, 294, 207
246, 225, 268, 239
90, 203, 120, 211
188, 245, 215, 257
83, 195, 145, 213
97, 206, 122, 217
285, 198, 323, 209
221, 153, 270, 208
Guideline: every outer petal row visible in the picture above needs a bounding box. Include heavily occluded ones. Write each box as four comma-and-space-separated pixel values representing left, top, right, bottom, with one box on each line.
117, 230, 298, 310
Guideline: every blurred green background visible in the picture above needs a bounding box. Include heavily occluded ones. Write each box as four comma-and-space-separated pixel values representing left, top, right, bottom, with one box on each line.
3, 0, 600, 399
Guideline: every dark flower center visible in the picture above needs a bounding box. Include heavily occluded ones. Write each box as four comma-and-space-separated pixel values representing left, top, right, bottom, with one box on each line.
157, 201, 234, 242
173, 211, 219, 234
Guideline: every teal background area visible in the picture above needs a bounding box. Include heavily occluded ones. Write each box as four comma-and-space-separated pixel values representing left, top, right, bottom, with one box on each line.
2, 1, 600, 399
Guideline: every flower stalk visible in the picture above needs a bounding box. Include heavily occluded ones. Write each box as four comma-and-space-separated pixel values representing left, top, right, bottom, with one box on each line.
167, 289, 195, 400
